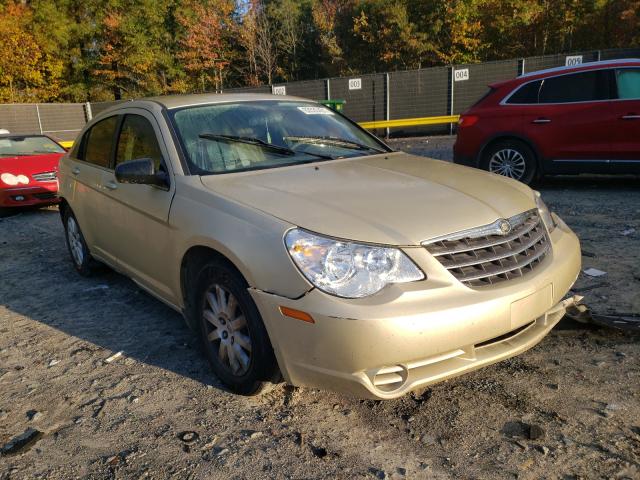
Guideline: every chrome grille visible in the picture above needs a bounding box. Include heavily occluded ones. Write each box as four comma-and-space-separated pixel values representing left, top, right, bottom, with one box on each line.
32, 171, 57, 182
423, 209, 550, 287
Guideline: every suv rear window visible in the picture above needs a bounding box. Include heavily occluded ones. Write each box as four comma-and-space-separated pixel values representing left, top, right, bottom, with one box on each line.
538, 70, 609, 103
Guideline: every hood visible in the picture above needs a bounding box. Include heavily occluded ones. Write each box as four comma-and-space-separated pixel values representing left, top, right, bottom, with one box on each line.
200, 152, 536, 246
0, 153, 62, 178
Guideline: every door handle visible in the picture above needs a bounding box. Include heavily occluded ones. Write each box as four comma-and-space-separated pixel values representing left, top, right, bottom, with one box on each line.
532, 118, 551, 124
104, 181, 118, 191
71, 167, 81, 175
621, 114, 640, 120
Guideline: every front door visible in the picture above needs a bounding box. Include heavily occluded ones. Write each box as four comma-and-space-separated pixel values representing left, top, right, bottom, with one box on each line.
98, 110, 177, 303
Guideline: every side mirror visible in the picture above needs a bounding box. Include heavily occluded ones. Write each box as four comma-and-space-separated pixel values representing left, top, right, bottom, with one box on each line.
115, 158, 168, 187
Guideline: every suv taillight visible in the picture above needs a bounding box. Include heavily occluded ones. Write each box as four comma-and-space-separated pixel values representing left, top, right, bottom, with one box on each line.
458, 115, 478, 127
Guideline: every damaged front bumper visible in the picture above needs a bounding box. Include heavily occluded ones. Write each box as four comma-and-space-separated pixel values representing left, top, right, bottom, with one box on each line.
250, 216, 581, 399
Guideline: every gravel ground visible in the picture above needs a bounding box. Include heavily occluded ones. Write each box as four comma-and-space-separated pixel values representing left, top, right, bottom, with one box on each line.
1, 138, 639, 479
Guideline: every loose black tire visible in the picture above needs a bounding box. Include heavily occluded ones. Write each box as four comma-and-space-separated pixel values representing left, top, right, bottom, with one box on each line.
62, 207, 95, 277
194, 259, 279, 395
481, 139, 537, 185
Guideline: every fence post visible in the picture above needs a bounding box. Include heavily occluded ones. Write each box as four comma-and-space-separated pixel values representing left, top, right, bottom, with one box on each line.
326, 78, 331, 100
84, 102, 93, 122
385, 73, 390, 139
35, 105, 43, 134
597, 50, 601, 61
448, 67, 455, 135
517, 58, 525, 76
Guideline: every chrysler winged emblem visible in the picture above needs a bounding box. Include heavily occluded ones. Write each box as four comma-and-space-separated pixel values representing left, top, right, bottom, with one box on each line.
498, 219, 511, 234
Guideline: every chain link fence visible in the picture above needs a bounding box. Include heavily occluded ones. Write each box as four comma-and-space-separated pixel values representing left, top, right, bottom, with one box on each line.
1, 48, 638, 142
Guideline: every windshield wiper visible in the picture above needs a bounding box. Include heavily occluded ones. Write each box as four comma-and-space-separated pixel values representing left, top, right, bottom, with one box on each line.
284, 136, 387, 154
199, 133, 335, 160
199, 134, 296, 156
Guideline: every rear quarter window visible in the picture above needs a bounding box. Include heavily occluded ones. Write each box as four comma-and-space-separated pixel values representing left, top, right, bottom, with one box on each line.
506, 80, 542, 104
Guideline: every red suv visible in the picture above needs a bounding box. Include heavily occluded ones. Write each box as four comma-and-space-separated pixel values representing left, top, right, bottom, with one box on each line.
453, 59, 640, 184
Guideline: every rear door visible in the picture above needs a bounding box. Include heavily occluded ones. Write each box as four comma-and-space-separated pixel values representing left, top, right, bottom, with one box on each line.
64, 115, 120, 259
609, 67, 640, 168
518, 69, 613, 170
97, 110, 177, 303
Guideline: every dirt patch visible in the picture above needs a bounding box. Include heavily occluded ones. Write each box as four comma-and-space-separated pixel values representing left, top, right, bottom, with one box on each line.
1, 143, 639, 478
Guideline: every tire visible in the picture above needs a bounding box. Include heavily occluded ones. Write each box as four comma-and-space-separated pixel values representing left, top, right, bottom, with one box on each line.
62, 208, 95, 277
193, 259, 279, 395
481, 140, 537, 185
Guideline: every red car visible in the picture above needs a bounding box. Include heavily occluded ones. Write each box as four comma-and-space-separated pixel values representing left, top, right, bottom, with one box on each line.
454, 59, 640, 184
0, 134, 65, 213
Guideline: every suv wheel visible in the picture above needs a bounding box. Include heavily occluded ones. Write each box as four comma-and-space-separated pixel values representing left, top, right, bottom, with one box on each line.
63, 208, 95, 276
482, 140, 537, 184
194, 259, 278, 395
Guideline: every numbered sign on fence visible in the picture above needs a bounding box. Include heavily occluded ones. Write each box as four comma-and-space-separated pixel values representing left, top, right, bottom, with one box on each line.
565, 55, 583, 66
348, 78, 362, 90
454, 69, 470, 82
272, 86, 286, 95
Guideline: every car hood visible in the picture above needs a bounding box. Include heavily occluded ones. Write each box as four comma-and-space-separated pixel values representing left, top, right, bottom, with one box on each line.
0, 153, 62, 177
200, 152, 536, 246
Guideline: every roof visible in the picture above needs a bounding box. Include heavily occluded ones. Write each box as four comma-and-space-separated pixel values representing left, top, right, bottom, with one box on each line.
519, 58, 640, 78
145, 92, 313, 109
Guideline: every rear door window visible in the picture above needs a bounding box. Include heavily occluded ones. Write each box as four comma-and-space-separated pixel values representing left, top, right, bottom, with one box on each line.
115, 115, 164, 171
83, 116, 118, 168
615, 68, 640, 100
538, 70, 610, 104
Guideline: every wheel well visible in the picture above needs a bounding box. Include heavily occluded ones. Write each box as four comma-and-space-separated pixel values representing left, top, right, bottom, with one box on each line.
58, 198, 69, 219
180, 246, 246, 318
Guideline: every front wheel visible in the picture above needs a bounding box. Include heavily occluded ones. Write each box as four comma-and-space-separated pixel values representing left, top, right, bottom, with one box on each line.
194, 260, 279, 395
481, 140, 537, 185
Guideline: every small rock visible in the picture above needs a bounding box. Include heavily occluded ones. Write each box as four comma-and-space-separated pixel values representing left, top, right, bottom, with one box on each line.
368, 467, 386, 479
528, 424, 546, 440
547, 383, 559, 390
1, 428, 43, 455
396, 467, 407, 476
615, 351, 627, 358
26, 410, 43, 422
178, 431, 199, 443
535, 445, 550, 455
310, 445, 327, 458
213, 447, 229, 456
48, 359, 60, 367
249, 431, 263, 439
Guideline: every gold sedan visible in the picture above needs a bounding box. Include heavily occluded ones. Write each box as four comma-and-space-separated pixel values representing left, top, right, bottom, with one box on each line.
57, 94, 581, 399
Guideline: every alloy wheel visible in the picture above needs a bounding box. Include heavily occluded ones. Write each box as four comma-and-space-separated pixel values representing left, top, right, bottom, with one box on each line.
203, 284, 252, 376
488, 148, 527, 180
67, 216, 84, 266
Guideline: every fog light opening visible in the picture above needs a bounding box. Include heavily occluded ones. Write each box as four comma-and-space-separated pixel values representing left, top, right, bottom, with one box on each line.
371, 365, 409, 393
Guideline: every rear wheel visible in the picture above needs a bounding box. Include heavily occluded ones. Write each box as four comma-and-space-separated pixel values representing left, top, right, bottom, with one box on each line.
481, 140, 537, 185
63, 208, 94, 276
194, 259, 278, 395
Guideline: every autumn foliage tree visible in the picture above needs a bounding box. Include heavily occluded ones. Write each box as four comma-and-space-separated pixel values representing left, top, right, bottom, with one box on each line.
0, 1, 63, 102
176, 0, 235, 92
0, 0, 638, 102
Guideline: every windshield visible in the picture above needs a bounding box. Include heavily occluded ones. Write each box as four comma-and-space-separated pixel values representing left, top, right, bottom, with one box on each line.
170, 101, 389, 174
0, 136, 65, 157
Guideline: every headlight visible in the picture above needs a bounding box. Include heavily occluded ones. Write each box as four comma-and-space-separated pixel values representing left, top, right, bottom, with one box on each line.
285, 229, 425, 298
535, 192, 556, 233
1, 173, 18, 186
0, 173, 29, 186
